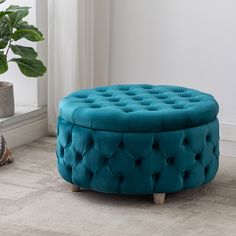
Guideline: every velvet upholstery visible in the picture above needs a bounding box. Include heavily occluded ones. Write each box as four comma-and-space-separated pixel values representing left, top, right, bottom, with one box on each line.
57, 85, 220, 194
59, 84, 219, 132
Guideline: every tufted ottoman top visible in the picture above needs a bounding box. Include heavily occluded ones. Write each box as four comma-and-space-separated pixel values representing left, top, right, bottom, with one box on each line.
59, 84, 219, 132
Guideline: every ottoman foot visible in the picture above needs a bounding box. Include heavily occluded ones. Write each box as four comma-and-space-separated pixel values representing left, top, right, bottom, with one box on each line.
153, 193, 165, 205
71, 184, 80, 192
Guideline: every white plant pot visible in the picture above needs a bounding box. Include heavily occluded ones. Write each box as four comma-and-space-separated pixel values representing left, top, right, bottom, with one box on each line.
0, 82, 15, 118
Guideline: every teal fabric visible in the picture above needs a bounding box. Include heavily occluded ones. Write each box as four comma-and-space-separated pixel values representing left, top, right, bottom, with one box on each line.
59, 84, 219, 132
57, 84, 220, 194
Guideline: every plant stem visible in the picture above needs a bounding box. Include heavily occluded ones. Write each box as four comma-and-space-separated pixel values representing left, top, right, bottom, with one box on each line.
5, 40, 12, 57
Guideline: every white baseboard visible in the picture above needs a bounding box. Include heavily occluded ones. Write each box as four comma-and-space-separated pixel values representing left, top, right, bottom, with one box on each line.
220, 140, 236, 158
1, 106, 48, 149
220, 122, 236, 142
3, 118, 48, 149
219, 123, 236, 157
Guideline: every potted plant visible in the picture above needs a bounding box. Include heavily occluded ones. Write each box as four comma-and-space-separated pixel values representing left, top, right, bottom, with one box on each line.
0, 0, 46, 118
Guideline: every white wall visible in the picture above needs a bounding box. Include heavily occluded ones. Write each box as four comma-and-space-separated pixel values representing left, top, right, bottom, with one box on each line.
36, 0, 48, 107
109, 0, 236, 125
0, 0, 47, 107
94, 0, 110, 87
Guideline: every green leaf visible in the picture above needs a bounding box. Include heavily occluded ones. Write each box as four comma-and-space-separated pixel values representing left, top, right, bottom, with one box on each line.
8, 11, 29, 26
10, 58, 46, 77
15, 20, 28, 29
0, 38, 8, 49
0, 51, 8, 74
0, 0, 6, 4
6, 5, 31, 12
13, 28, 44, 42
6, 5, 30, 26
0, 11, 10, 18
0, 16, 13, 38
16, 22, 43, 37
10, 45, 38, 59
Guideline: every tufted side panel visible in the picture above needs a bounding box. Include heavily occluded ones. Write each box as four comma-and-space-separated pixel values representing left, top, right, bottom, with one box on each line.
57, 117, 220, 195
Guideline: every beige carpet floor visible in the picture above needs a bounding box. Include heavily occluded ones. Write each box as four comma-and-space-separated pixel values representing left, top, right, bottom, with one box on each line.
0, 137, 235, 236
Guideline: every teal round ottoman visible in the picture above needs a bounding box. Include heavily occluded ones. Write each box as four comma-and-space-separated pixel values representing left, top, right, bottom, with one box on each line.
57, 84, 219, 204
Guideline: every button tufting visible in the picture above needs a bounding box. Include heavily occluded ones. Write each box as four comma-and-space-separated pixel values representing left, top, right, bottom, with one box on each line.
173, 104, 184, 109
164, 100, 175, 104
119, 142, 125, 150
179, 93, 191, 98
152, 142, 159, 150
77, 153, 82, 161
109, 97, 120, 102
103, 93, 112, 97
76, 94, 88, 99
115, 103, 127, 107
147, 107, 158, 111
118, 175, 125, 183
204, 166, 209, 175
89, 139, 94, 147
126, 92, 136, 96
167, 157, 175, 164
85, 99, 94, 103
213, 146, 217, 154
91, 104, 101, 108
133, 96, 143, 101
182, 171, 190, 178
60, 146, 64, 156
149, 90, 160, 94
152, 173, 160, 180
140, 101, 151, 106
195, 153, 201, 161
63, 85, 219, 133
67, 133, 72, 143
173, 88, 186, 93
156, 95, 168, 99
206, 134, 211, 141
123, 108, 133, 113
182, 138, 189, 146
103, 157, 109, 164
135, 159, 142, 166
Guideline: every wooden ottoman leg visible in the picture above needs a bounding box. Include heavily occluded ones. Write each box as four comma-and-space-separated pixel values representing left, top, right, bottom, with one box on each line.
153, 193, 165, 205
71, 184, 80, 192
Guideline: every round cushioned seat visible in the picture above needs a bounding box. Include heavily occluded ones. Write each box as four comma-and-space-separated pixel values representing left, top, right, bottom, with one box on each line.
57, 84, 220, 196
